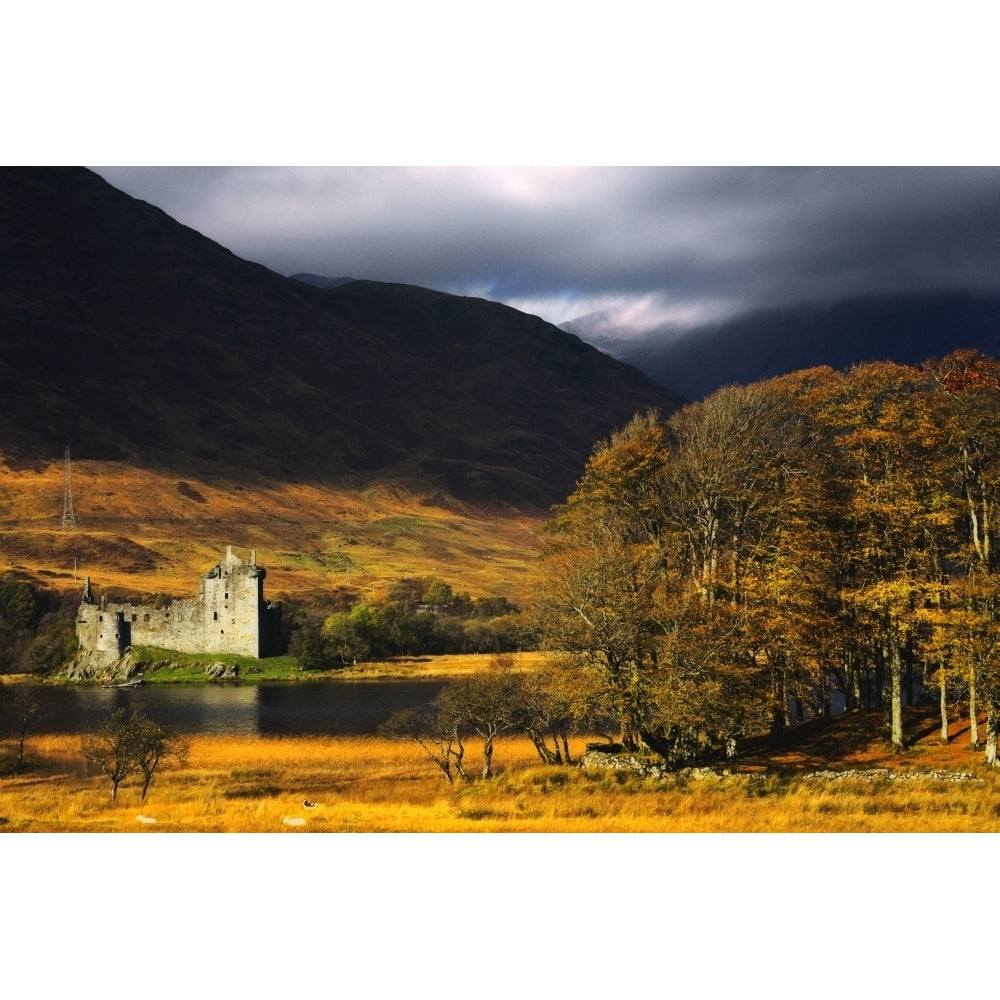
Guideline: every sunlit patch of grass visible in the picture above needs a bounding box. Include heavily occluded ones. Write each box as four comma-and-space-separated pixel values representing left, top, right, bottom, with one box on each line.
0, 457, 546, 605
4, 730, 1000, 833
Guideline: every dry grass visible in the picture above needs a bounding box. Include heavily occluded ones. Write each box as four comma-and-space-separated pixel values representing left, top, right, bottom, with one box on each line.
0, 457, 546, 603
4, 704, 1000, 832
326, 650, 552, 679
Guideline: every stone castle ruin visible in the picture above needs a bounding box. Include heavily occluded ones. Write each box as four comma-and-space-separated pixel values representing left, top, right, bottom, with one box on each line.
76, 546, 283, 669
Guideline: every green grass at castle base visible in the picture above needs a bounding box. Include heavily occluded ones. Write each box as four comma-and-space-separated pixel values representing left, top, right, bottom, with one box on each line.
129, 646, 304, 683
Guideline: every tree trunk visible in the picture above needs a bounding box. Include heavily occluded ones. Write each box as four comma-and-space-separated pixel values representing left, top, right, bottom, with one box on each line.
768, 708, 785, 749
792, 692, 805, 724
969, 667, 980, 747
620, 720, 644, 753
560, 732, 573, 766
525, 729, 559, 765
846, 654, 861, 711
15, 719, 28, 775
904, 644, 915, 706
452, 741, 467, 781
939, 665, 949, 743
768, 669, 786, 748
985, 705, 999, 766
888, 632, 905, 749
481, 735, 494, 779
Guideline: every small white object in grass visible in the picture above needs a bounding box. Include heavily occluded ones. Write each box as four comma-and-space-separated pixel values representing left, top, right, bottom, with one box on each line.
283, 817, 306, 827
136, 815, 156, 825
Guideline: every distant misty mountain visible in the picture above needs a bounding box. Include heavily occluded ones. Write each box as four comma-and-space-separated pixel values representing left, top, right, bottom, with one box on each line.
566, 293, 1000, 401
290, 273, 356, 289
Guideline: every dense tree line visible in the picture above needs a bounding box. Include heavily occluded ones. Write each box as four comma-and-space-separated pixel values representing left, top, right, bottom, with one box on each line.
527, 350, 1000, 765
284, 576, 525, 669
0, 578, 78, 675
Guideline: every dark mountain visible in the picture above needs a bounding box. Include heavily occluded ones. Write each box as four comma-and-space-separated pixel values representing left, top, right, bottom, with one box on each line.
290, 273, 356, 289
591, 293, 1000, 400
0, 167, 683, 505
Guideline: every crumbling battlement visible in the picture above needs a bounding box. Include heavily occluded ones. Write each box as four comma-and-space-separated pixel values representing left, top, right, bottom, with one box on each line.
76, 546, 283, 663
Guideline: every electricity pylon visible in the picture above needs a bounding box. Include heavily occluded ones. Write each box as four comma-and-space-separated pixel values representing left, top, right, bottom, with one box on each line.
61, 446, 76, 531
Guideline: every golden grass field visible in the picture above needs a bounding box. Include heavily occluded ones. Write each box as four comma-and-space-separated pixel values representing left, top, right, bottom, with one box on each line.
4, 701, 1000, 833
0, 456, 547, 603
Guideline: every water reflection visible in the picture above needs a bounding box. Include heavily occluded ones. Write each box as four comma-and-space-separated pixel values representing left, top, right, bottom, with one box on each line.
28, 680, 446, 737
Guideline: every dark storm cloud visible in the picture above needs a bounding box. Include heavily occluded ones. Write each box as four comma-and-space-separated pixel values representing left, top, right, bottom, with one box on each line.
91, 166, 1000, 333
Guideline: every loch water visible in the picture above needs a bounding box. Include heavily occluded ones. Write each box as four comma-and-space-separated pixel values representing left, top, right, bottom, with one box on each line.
25, 679, 447, 737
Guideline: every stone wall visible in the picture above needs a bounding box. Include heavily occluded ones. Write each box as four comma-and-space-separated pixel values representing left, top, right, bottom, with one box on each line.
76, 546, 282, 664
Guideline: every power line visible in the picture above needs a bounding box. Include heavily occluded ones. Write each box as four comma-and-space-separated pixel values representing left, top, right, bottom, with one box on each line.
61, 446, 76, 531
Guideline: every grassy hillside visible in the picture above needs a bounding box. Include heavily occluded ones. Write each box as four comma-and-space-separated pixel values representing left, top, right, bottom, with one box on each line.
0, 455, 547, 604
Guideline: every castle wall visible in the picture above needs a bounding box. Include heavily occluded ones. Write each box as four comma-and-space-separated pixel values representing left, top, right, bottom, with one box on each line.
76, 547, 283, 662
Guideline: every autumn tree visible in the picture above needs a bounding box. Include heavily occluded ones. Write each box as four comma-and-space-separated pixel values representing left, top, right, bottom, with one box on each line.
534, 406, 780, 758
924, 351, 1000, 746
535, 410, 672, 752
533, 353, 1000, 762
808, 362, 958, 748
665, 379, 840, 744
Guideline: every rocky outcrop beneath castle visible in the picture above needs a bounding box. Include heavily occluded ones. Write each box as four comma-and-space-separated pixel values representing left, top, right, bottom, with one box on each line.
65, 649, 138, 683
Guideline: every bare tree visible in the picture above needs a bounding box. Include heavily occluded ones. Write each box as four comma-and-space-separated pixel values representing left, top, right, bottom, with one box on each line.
439, 660, 523, 779
7, 686, 45, 775
80, 707, 183, 803
133, 713, 186, 802
380, 705, 468, 784
81, 708, 141, 802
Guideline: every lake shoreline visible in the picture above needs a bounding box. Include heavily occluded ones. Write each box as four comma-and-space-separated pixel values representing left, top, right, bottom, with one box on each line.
2, 651, 547, 688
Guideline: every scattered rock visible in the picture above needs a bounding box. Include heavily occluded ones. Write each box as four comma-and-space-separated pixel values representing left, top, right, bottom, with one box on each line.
282, 817, 306, 827
801, 767, 983, 783
582, 750, 675, 779
204, 662, 240, 679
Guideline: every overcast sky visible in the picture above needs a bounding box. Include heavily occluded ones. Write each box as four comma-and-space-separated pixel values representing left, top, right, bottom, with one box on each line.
88, 165, 1000, 337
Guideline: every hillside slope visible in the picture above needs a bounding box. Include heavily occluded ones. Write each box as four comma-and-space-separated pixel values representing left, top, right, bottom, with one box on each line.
0, 167, 683, 506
